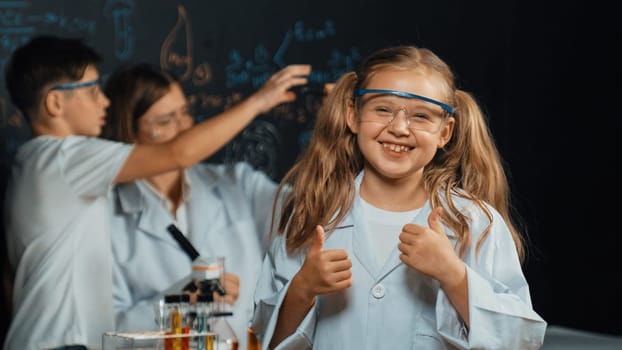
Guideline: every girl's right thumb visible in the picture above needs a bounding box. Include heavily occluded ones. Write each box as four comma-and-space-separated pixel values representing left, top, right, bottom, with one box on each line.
310, 225, 325, 252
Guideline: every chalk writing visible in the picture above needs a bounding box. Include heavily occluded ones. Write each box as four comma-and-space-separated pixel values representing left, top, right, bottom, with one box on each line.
0, 1, 363, 181
224, 120, 283, 179
192, 63, 212, 86
161, 5, 193, 81
225, 19, 359, 90
104, 0, 135, 59
293, 20, 336, 42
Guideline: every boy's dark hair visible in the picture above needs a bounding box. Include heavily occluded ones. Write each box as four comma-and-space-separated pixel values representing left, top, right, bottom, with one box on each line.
4, 35, 102, 121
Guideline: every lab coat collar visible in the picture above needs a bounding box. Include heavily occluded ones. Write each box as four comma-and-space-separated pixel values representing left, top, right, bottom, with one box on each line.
114, 168, 225, 252
115, 179, 179, 245
115, 170, 191, 214
347, 171, 456, 281
349, 171, 381, 278
184, 166, 227, 257
115, 179, 144, 214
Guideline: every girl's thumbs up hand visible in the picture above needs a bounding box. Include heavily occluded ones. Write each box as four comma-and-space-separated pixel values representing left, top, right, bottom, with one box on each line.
293, 225, 353, 302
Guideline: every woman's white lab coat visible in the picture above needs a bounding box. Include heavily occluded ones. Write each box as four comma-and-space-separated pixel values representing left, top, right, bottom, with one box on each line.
251, 178, 547, 350
110, 162, 277, 350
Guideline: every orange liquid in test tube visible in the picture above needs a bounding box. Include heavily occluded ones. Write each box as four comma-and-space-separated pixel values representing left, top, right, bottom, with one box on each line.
247, 328, 261, 350
164, 309, 182, 350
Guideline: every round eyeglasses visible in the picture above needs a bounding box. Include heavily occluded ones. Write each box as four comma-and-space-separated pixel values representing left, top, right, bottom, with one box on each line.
144, 105, 193, 128
141, 104, 194, 138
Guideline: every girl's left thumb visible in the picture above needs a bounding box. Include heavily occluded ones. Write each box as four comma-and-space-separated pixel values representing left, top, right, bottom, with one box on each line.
427, 207, 444, 234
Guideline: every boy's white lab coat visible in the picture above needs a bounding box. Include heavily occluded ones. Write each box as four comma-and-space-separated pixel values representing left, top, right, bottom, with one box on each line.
4, 136, 133, 350
111, 162, 276, 350
252, 176, 547, 350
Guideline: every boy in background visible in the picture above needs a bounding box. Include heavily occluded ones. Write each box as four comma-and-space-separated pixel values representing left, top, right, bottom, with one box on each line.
2, 35, 310, 350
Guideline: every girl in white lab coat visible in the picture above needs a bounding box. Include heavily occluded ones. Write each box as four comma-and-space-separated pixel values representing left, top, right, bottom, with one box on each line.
102, 63, 284, 350
251, 45, 547, 349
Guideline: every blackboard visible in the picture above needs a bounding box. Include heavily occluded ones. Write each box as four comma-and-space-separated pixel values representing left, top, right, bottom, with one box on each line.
0, 0, 469, 180
0, 1, 340, 179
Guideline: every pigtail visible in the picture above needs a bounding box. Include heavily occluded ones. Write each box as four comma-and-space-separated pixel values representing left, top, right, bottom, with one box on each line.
272, 72, 363, 254
428, 89, 524, 261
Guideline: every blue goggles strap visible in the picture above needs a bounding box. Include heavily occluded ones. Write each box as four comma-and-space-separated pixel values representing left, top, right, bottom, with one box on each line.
353, 88, 455, 114
50, 77, 104, 91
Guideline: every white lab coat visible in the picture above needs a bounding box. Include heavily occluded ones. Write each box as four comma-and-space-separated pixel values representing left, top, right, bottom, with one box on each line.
252, 174, 547, 350
110, 162, 277, 350
4, 136, 132, 350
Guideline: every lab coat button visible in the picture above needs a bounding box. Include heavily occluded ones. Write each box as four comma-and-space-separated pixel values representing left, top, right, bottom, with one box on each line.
371, 284, 385, 299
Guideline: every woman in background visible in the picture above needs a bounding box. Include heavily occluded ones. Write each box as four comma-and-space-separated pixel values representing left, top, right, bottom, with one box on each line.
103, 63, 290, 350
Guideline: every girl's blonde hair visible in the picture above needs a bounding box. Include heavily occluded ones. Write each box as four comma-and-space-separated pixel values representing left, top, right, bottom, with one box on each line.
273, 45, 525, 262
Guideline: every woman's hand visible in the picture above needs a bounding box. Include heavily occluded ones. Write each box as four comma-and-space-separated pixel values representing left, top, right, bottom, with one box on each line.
250, 64, 312, 114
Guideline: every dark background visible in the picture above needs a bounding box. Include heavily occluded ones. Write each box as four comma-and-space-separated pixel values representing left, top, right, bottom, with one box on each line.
1, 0, 620, 344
